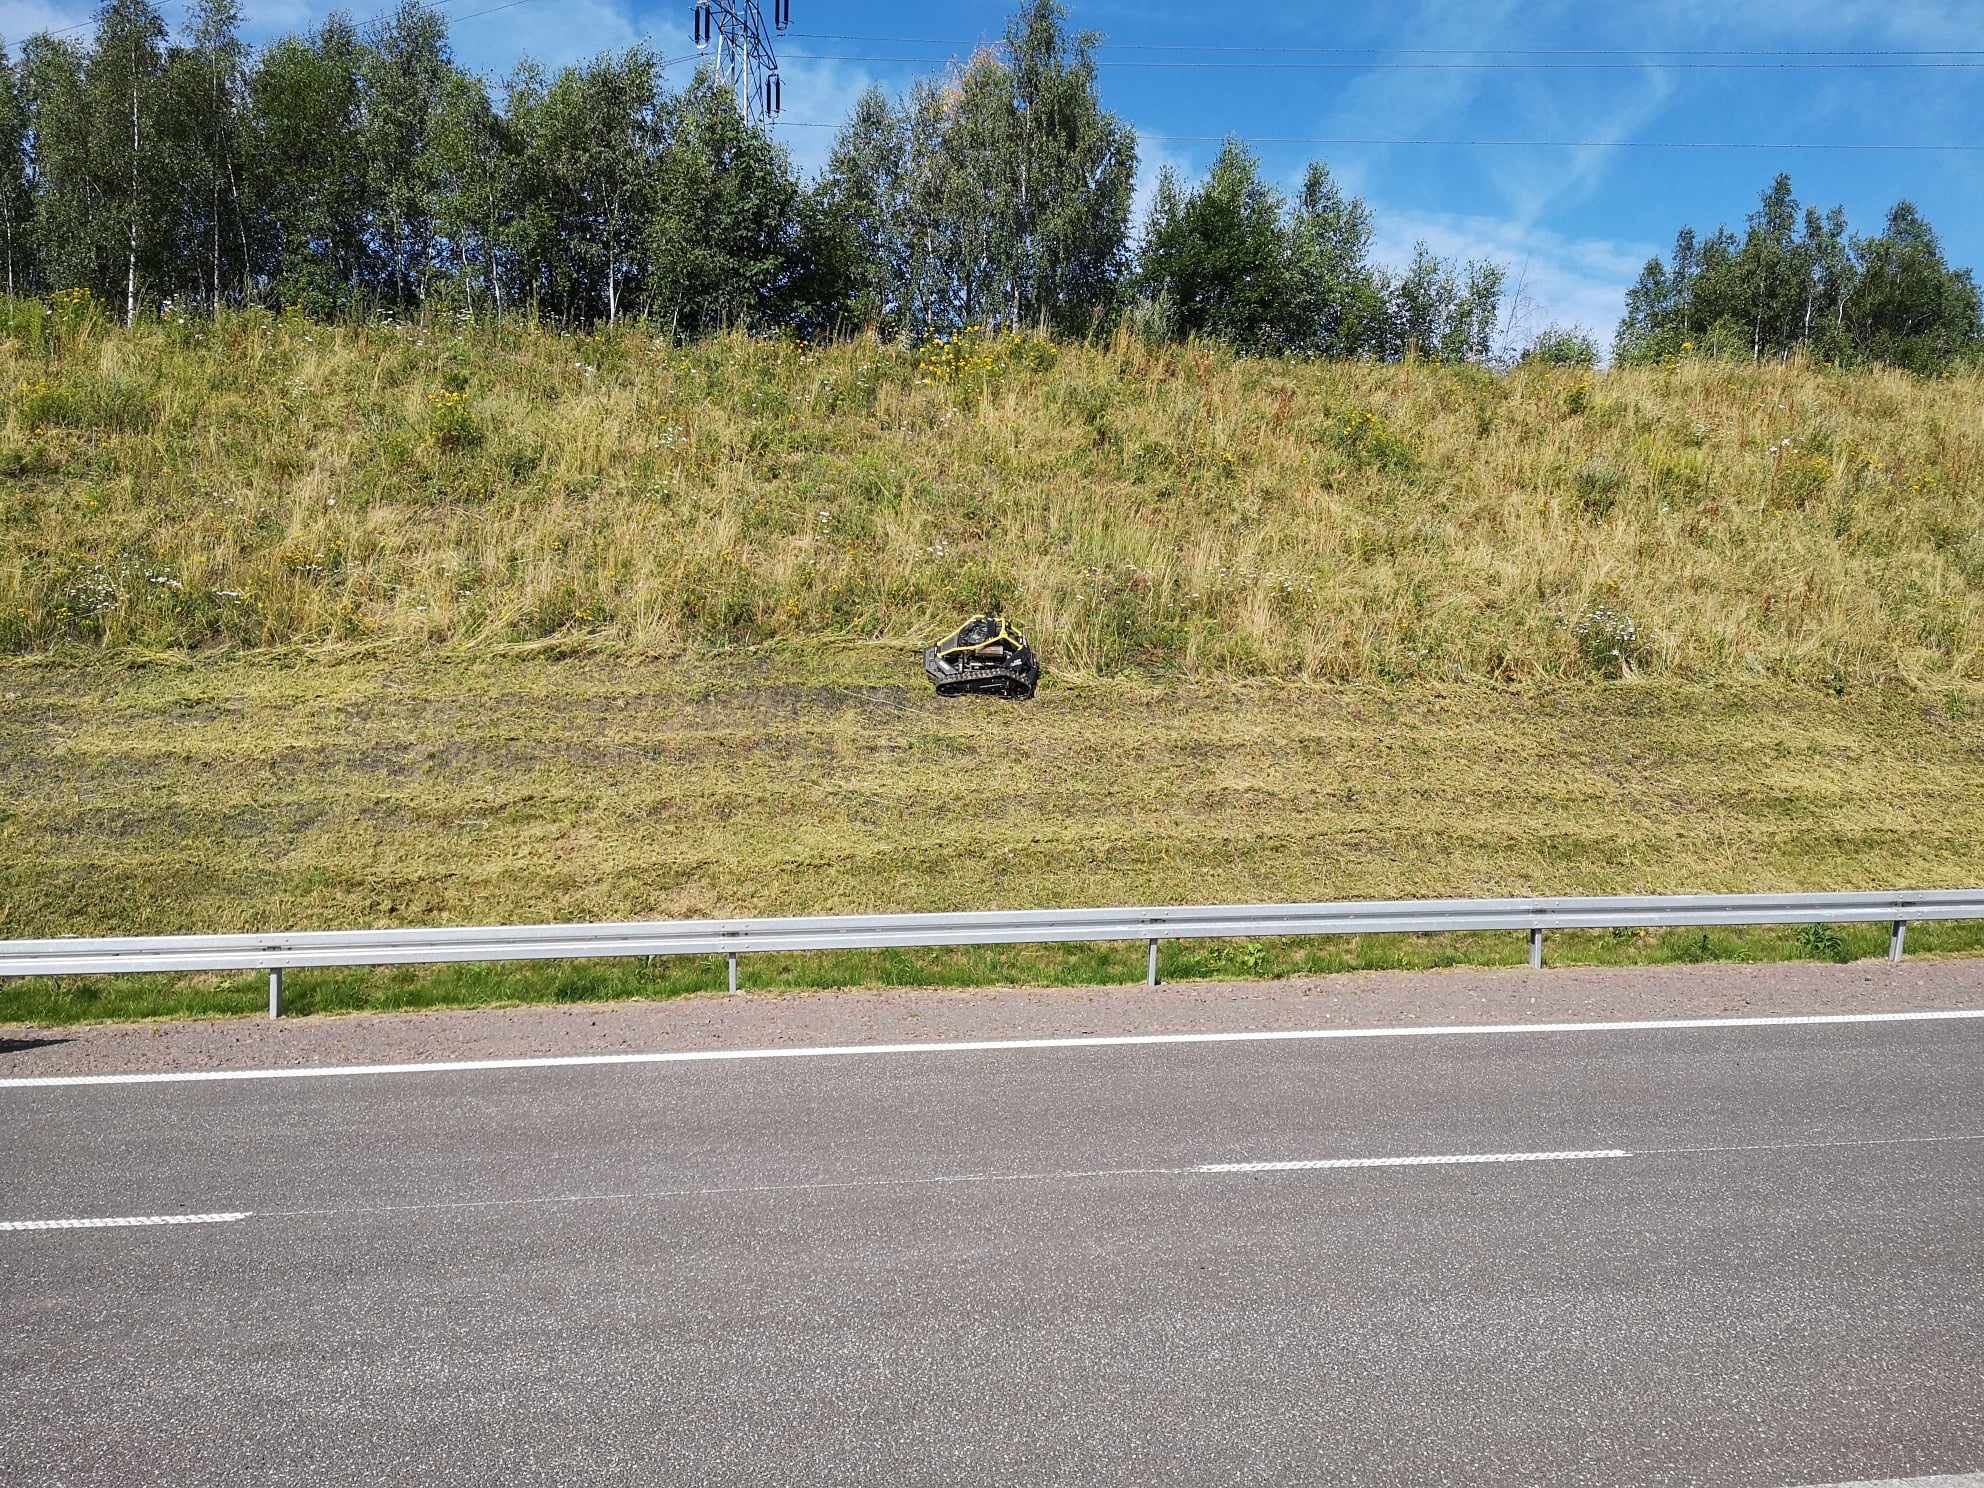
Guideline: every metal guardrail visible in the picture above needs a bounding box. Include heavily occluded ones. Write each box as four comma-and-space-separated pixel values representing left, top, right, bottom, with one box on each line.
3, 889, 1979, 1019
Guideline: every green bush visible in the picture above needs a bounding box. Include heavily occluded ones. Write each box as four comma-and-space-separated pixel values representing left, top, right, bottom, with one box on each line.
1521, 326, 1599, 369
11, 371, 153, 433
427, 389, 483, 451
1325, 405, 1413, 471
1793, 921, 1851, 963
1574, 459, 1624, 519
1572, 605, 1643, 678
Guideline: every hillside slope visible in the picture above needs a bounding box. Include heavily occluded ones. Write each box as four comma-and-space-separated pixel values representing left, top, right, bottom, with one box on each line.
5, 311, 1983, 1021
3, 309, 1980, 686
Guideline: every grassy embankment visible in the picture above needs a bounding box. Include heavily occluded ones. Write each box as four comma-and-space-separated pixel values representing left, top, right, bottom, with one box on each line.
2, 304, 1981, 1021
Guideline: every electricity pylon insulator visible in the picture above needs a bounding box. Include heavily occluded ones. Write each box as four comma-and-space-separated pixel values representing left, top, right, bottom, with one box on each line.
691, 1, 787, 120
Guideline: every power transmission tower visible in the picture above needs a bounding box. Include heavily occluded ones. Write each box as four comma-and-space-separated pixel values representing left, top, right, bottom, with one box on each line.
692, 0, 790, 119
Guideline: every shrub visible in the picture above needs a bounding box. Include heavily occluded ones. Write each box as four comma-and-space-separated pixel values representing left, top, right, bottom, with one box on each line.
1573, 459, 1624, 519
915, 324, 1058, 390
12, 373, 153, 433
1123, 290, 1177, 345
427, 389, 482, 451
1521, 326, 1599, 369
1572, 605, 1643, 678
1793, 922, 1851, 963
1325, 405, 1413, 471
13, 376, 77, 429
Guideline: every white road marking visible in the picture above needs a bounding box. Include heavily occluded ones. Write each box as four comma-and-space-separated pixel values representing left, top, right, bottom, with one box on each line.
1200, 1150, 1628, 1173
10, 1131, 1973, 1234
0, 1212, 249, 1232
1793, 1474, 1984, 1487
2, 1007, 1982, 1091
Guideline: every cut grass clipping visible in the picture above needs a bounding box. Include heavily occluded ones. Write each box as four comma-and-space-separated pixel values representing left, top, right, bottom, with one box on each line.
3, 657, 1981, 1023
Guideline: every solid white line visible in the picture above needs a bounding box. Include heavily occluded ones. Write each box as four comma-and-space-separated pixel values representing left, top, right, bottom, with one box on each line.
1792, 1474, 1984, 1487
1199, 1150, 1629, 1173
2, 1008, 1981, 1090
0, 1212, 250, 1231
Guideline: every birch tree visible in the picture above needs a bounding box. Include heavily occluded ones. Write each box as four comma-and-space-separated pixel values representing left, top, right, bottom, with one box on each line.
647, 70, 801, 333
0, 42, 31, 297
180, 0, 247, 309
87, 0, 167, 323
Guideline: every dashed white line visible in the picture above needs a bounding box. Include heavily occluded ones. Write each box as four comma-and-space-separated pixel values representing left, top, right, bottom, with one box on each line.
1200, 1149, 1629, 1173
10, 1130, 1976, 1234
3, 1008, 1982, 1090
0, 1212, 250, 1232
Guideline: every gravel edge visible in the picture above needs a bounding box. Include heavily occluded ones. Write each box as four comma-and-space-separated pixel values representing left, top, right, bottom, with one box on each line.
6, 957, 1984, 1079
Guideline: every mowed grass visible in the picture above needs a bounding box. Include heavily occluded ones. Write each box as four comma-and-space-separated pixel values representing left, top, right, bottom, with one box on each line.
2, 307, 1982, 686
3, 655, 1981, 1023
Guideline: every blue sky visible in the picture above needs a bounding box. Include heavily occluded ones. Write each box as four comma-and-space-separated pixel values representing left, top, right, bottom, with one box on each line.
6, 0, 1980, 344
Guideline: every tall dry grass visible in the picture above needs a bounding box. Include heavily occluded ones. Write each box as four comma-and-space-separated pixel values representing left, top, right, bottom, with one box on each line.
3, 302, 1980, 685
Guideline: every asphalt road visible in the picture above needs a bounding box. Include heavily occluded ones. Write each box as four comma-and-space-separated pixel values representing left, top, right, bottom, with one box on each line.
4, 1009, 1982, 1487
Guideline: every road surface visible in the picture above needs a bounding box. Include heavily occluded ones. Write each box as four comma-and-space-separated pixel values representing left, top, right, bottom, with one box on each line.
4, 1000, 1983, 1486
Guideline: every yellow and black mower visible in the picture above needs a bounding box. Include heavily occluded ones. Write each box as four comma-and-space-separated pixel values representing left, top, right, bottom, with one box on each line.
923, 612, 1040, 699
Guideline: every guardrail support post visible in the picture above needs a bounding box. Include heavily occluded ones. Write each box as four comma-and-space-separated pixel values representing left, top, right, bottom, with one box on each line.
727, 953, 739, 995
268, 968, 283, 1020
1890, 920, 1907, 964
1528, 928, 1544, 970
1147, 938, 1159, 988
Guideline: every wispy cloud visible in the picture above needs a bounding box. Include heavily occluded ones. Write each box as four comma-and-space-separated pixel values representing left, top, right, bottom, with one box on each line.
1368, 205, 1657, 348
770, 46, 890, 180
0, 1, 88, 43
1652, 0, 1978, 46
1128, 130, 1199, 243
447, 0, 641, 76
1476, 70, 1679, 225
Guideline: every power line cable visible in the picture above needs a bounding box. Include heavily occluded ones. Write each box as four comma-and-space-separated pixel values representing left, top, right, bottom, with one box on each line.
793, 52, 1984, 72
770, 119, 1984, 151
790, 31, 1984, 59
436, 0, 547, 26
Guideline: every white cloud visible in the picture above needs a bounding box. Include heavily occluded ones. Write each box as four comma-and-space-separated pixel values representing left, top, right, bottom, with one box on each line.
1368, 205, 1657, 351
0, 1, 88, 44
447, 0, 641, 77
1653, 0, 1977, 45
238, 0, 316, 38
1129, 130, 1199, 244
1478, 73, 1679, 226
769, 46, 888, 181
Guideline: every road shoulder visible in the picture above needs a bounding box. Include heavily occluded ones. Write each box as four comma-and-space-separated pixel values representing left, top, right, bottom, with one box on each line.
6, 957, 1984, 1080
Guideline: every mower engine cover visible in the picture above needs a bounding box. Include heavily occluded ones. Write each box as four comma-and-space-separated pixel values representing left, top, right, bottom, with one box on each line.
924, 613, 1040, 699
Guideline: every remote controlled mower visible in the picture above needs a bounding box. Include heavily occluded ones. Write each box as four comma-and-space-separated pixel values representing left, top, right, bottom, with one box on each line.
923, 612, 1040, 700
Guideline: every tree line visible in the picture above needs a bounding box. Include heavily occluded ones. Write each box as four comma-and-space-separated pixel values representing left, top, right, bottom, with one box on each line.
0, 0, 824, 331
1616, 174, 1982, 371
1, 0, 1976, 369
0, 0, 1509, 359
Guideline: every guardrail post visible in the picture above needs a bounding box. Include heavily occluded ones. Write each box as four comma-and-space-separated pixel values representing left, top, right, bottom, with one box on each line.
1528, 928, 1544, 969
727, 952, 739, 995
268, 968, 283, 1020
1146, 938, 1159, 988
1890, 920, 1907, 964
